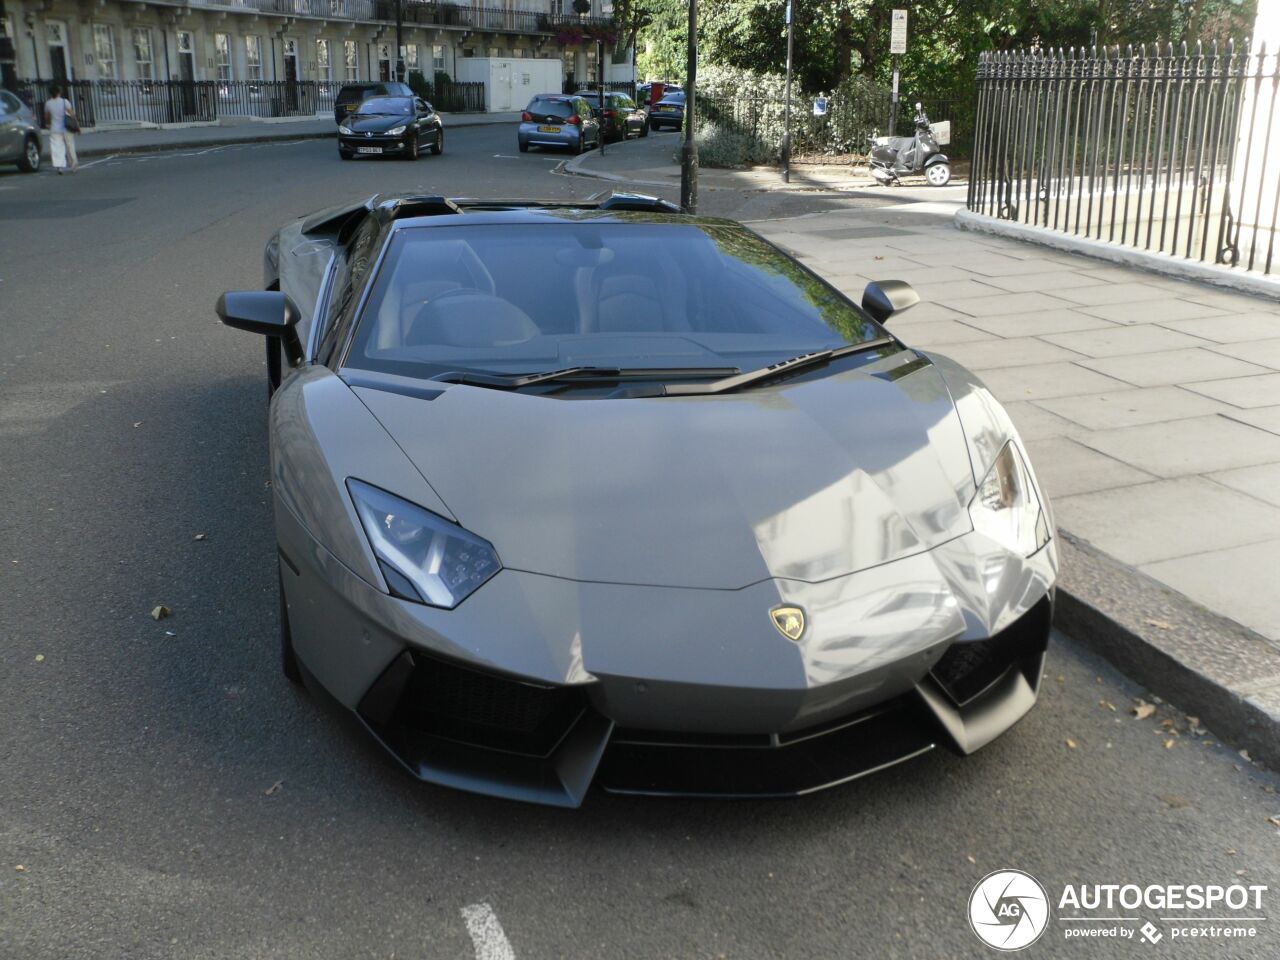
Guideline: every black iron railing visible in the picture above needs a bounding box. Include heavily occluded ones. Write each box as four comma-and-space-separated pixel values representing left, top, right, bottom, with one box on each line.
968, 43, 1280, 276
14, 77, 486, 126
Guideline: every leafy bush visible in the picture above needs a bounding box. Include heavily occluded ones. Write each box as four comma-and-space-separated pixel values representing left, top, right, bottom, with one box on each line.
407, 71, 432, 101
693, 119, 773, 169
686, 63, 897, 165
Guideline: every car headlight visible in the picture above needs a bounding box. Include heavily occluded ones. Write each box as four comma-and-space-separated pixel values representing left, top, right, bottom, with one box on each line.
968, 441, 1050, 557
348, 479, 501, 608
338, 124, 353, 135
387, 124, 407, 136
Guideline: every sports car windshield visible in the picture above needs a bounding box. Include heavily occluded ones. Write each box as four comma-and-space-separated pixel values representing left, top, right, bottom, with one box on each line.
345, 220, 883, 379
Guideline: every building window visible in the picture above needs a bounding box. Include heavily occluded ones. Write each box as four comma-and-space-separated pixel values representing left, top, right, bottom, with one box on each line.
214, 33, 233, 83
405, 44, 418, 71
133, 28, 154, 82
488, 46, 499, 58
511, 47, 526, 59
432, 44, 445, 71
245, 35, 263, 83
93, 24, 116, 80
344, 40, 358, 81
316, 39, 331, 85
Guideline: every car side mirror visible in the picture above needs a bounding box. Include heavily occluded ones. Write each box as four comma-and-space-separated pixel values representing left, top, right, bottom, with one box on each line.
216, 290, 304, 366
861, 280, 920, 323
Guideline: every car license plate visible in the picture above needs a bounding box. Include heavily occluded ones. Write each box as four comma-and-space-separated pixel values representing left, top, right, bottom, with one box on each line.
356, 146, 382, 154
345, 104, 356, 112
659, 106, 674, 112
538, 125, 561, 133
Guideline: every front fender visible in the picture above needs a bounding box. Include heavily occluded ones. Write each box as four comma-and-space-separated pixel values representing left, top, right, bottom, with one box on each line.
925, 153, 950, 167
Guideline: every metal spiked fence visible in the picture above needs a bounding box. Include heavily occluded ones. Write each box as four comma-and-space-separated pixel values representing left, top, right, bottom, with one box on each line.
967, 43, 1280, 276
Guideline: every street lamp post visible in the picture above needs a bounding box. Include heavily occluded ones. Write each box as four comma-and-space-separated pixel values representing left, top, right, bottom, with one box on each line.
782, 0, 794, 183
679, 0, 697, 213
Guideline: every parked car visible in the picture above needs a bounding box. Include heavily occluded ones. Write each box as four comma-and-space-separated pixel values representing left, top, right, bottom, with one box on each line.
216, 191, 1058, 808
337, 96, 443, 161
648, 89, 686, 131
333, 81, 413, 124
517, 94, 601, 153
0, 90, 42, 173
575, 91, 648, 141
637, 81, 682, 108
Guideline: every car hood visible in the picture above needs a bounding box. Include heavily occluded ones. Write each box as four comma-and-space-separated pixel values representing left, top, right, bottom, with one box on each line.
351, 352, 977, 590
345, 114, 412, 132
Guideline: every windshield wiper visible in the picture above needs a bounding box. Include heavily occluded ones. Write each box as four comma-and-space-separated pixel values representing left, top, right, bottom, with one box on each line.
432, 366, 740, 389
640, 336, 898, 397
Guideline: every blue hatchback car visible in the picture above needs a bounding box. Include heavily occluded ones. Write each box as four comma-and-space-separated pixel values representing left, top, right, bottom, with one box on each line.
518, 94, 601, 154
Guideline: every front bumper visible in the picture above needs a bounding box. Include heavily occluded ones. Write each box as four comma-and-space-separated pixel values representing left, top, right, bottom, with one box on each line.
277, 495, 1056, 807
517, 122, 583, 149
338, 134, 413, 155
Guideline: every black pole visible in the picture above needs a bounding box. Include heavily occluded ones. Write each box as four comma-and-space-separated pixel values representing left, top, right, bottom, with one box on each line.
888, 52, 899, 134
597, 39, 605, 155
782, 0, 794, 183
679, 0, 697, 213
395, 0, 404, 81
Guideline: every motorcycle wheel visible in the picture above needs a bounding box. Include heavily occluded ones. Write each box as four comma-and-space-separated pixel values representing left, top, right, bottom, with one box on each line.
926, 162, 952, 186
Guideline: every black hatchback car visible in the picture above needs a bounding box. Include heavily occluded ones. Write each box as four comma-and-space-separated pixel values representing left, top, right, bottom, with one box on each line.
333, 81, 413, 124
648, 90, 686, 131
338, 96, 443, 161
576, 91, 648, 142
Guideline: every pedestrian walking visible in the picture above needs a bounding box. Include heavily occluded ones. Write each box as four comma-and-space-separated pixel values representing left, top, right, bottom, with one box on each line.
44, 86, 79, 174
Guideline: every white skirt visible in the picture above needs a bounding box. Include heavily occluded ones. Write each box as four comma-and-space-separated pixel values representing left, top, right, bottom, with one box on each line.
50, 132, 77, 169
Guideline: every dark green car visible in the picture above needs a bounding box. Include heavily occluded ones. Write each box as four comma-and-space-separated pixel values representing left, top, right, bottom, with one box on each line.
337, 96, 443, 161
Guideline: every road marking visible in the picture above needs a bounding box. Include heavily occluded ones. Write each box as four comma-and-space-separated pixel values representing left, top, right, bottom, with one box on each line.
460, 902, 516, 960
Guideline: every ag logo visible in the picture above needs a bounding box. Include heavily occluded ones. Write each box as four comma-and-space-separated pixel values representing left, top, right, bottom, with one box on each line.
968, 869, 1050, 951
769, 605, 805, 641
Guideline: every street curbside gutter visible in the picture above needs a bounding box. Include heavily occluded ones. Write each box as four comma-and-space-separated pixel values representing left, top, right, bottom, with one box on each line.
69, 115, 509, 160
1054, 529, 1280, 769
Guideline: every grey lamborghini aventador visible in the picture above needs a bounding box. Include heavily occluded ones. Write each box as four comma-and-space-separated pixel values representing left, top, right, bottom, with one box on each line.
217, 193, 1058, 807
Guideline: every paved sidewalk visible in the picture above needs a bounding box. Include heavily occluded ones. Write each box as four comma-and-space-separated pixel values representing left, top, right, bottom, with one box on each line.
60, 111, 521, 158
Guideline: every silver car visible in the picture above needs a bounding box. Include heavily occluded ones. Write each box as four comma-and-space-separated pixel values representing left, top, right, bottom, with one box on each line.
518, 94, 601, 154
217, 193, 1058, 807
0, 90, 42, 172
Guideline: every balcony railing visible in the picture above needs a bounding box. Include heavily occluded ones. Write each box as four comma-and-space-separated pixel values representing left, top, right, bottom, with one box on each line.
183, 0, 614, 33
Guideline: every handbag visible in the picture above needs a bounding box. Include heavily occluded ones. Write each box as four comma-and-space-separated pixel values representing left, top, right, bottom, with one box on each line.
64, 107, 80, 135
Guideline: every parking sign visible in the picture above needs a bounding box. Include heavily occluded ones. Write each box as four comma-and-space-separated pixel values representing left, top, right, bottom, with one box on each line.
890, 9, 908, 55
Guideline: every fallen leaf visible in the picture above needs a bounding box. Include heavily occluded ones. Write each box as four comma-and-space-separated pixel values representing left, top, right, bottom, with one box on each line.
1228, 848, 1238, 855
1160, 718, 1177, 730
14, 864, 24, 872
34, 654, 44, 663
1164, 738, 1176, 749
1133, 701, 1156, 720
1144, 617, 1174, 630
967, 855, 977, 864
1099, 700, 1116, 711
1240, 749, 1253, 762
133, 421, 143, 428
1159, 795, 1189, 809
1065, 738, 1078, 750
265, 780, 284, 796
1267, 816, 1280, 828
193, 534, 207, 542
1236, 870, 1247, 876
150, 605, 171, 621
164, 630, 176, 637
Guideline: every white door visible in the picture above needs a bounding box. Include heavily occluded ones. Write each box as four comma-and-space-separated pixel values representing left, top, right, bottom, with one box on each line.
46, 20, 70, 82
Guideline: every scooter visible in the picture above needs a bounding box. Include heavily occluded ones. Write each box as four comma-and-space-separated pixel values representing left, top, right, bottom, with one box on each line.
869, 102, 951, 187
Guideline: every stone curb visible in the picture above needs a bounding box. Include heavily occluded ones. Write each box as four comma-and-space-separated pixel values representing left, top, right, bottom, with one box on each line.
1054, 530, 1280, 769
955, 207, 1280, 302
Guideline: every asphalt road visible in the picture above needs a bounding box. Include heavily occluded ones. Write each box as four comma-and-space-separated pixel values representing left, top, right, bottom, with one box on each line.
1, 125, 1278, 960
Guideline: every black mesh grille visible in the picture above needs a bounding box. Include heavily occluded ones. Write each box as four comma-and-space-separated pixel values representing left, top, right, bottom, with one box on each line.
931, 597, 1052, 706
388, 654, 585, 757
